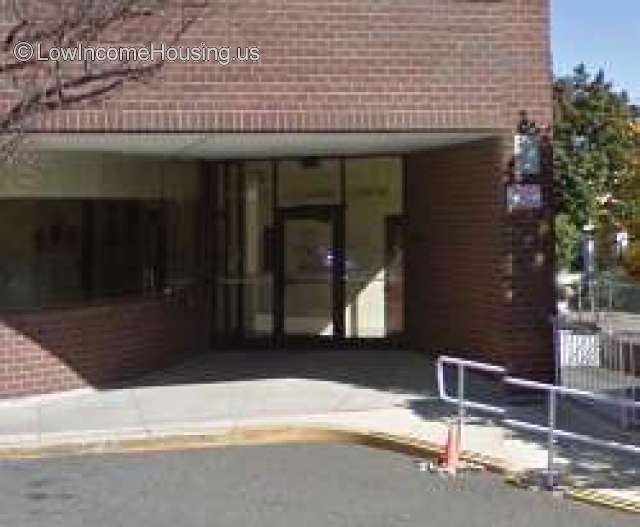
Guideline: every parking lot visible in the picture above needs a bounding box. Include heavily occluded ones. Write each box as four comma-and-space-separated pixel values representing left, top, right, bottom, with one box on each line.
0, 443, 635, 526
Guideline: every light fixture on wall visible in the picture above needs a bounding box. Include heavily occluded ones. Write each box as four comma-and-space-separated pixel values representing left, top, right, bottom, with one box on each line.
506, 111, 545, 213
514, 111, 542, 178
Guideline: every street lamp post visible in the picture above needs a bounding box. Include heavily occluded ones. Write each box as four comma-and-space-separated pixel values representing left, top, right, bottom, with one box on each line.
581, 225, 597, 317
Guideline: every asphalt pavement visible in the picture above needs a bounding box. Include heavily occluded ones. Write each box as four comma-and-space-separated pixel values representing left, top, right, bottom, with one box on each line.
0, 443, 635, 526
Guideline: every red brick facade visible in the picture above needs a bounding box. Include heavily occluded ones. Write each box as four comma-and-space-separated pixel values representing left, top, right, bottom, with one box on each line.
0, 0, 555, 396
406, 136, 555, 380
0, 292, 207, 398
1, 0, 552, 133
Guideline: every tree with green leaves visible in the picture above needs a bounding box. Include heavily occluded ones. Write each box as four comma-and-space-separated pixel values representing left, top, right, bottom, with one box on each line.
554, 64, 640, 271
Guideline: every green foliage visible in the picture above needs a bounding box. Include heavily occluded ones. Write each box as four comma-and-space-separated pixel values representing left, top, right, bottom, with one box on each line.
554, 213, 580, 271
554, 65, 640, 271
554, 64, 639, 228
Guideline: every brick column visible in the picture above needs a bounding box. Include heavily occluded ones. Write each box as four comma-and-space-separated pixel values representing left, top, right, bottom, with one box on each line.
406, 134, 555, 380
499, 129, 556, 381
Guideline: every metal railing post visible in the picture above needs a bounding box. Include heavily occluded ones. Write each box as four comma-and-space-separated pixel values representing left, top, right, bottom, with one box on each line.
458, 365, 465, 449
546, 389, 557, 489
438, 354, 640, 491
632, 346, 639, 427
552, 317, 561, 385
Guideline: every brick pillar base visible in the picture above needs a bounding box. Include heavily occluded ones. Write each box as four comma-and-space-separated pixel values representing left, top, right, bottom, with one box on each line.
0, 291, 208, 398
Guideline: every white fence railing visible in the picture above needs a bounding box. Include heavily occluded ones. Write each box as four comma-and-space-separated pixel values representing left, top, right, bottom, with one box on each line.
437, 355, 640, 490
554, 316, 640, 429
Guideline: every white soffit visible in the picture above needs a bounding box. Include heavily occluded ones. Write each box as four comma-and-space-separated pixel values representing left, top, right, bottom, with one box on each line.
32, 132, 494, 159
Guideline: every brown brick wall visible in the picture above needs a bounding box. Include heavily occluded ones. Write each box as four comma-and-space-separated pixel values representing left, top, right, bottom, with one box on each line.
0, 0, 552, 133
0, 292, 207, 398
406, 135, 555, 380
406, 138, 506, 364
500, 135, 556, 380
501, 0, 554, 126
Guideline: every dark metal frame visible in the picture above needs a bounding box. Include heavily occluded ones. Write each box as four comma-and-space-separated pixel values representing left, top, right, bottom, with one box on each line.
273, 204, 346, 342
209, 155, 406, 348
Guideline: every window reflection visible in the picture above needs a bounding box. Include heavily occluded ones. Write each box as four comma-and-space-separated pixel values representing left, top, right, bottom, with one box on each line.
0, 153, 199, 311
0, 154, 405, 340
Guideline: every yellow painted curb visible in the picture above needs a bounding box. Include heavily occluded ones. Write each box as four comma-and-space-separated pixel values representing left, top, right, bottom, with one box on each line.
0, 427, 444, 462
0, 426, 508, 475
503, 473, 640, 515
503, 474, 525, 488
566, 488, 640, 515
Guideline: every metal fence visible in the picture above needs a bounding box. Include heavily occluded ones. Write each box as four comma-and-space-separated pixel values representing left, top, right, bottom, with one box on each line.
554, 316, 640, 429
558, 275, 640, 322
556, 274, 640, 430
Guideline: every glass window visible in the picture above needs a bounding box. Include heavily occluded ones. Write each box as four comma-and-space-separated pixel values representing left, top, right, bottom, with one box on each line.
345, 158, 403, 337
163, 160, 200, 293
243, 161, 274, 335
278, 159, 340, 206
0, 153, 202, 312
211, 161, 275, 337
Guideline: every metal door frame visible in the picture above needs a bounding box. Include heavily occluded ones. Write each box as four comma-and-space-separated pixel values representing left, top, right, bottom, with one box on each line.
274, 205, 345, 341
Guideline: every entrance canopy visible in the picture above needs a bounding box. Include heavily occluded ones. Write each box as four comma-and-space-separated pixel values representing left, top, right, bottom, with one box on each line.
2, 131, 497, 341
32, 132, 493, 159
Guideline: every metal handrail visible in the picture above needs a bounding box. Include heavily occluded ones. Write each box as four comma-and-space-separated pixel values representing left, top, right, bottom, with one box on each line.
503, 375, 640, 489
437, 355, 640, 489
436, 356, 506, 413
436, 356, 506, 452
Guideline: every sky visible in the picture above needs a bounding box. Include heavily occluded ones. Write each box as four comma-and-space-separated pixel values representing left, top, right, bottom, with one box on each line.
551, 0, 640, 104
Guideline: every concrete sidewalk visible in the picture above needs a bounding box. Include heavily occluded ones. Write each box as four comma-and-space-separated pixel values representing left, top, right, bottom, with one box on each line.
0, 349, 638, 510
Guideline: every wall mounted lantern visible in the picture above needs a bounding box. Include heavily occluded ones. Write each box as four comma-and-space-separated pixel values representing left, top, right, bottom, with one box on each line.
514, 112, 542, 177
507, 112, 545, 213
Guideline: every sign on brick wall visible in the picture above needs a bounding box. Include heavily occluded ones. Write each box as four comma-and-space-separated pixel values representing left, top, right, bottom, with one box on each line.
506, 183, 542, 212
514, 133, 542, 177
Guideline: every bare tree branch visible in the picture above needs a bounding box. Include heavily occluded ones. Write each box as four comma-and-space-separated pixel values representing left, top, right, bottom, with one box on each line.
0, 0, 212, 166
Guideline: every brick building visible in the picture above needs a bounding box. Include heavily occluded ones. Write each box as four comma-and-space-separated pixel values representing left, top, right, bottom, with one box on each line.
0, 0, 555, 397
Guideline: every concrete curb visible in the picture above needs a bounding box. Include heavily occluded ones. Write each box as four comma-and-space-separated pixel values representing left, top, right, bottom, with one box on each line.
565, 488, 640, 515
0, 425, 637, 515
0, 425, 513, 477
0, 426, 451, 463
505, 473, 640, 515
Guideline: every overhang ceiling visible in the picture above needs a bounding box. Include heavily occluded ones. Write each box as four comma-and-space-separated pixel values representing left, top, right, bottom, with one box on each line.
32, 132, 495, 160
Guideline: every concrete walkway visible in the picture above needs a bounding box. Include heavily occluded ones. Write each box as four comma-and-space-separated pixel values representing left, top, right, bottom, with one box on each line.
0, 349, 638, 509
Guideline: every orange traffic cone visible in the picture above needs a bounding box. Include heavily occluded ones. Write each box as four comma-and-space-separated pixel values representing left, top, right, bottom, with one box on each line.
439, 423, 460, 475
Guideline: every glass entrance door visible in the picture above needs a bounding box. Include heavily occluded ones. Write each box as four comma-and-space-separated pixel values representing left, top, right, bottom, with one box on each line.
275, 206, 344, 339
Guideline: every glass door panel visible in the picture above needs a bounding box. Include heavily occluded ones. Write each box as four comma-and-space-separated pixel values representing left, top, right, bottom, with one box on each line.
283, 218, 334, 336
275, 205, 344, 339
